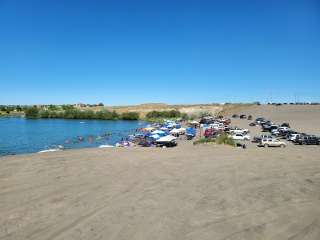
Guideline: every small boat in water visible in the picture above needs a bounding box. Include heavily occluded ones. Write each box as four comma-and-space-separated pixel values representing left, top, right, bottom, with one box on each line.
38, 149, 62, 153
98, 145, 114, 148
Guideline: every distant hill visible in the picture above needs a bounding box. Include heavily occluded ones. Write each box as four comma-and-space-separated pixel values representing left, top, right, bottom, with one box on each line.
110, 103, 224, 117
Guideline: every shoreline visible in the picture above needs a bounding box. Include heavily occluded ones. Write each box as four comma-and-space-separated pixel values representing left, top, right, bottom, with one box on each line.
1, 136, 319, 160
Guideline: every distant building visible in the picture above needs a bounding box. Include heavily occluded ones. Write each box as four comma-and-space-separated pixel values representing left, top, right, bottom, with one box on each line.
74, 103, 87, 108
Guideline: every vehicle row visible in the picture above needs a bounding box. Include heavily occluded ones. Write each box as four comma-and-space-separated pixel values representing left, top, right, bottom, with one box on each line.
252, 117, 320, 146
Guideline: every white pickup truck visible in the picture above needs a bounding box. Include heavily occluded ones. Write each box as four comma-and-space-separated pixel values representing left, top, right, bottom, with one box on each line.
231, 133, 251, 141
258, 139, 286, 148
229, 128, 249, 135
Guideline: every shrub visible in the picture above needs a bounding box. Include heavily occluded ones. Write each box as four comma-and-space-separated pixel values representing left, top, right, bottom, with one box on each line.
62, 109, 96, 119
16, 105, 22, 112
199, 111, 211, 118
39, 110, 50, 118
48, 111, 64, 118
95, 110, 116, 120
111, 110, 120, 120
81, 110, 96, 119
215, 133, 235, 146
145, 111, 162, 119
193, 134, 235, 146
48, 105, 60, 111
62, 105, 75, 111
121, 112, 140, 120
181, 113, 189, 120
167, 110, 181, 118
0, 105, 6, 112
63, 109, 78, 119
145, 110, 181, 119
189, 114, 197, 120
25, 106, 39, 119
24, 106, 127, 121
95, 110, 104, 119
193, 137, 216, 145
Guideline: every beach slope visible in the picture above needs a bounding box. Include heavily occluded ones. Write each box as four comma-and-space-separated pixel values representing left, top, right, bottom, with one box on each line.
1, 142, 320, 240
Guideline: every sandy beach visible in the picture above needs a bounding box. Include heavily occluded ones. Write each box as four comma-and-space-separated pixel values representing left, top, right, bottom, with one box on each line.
1, 105, 320, 240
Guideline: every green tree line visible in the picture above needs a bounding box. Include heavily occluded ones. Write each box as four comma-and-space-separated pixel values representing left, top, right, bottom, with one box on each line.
145, 110, 181, 119
25, 107, 140, 120
0, 105, 25, 113
22, 107, 190, 121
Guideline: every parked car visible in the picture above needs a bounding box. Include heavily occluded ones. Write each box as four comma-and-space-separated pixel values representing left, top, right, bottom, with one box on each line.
229, 128, 249, 135
278, 127, 290, 132
294, 135, 320, 145
252, 135, 273, 143
200, 117, 215, 124
262, 124, 279, 132
249, 122, 257, 127
247, 115, 253, 120
255, 117, 265, 124
271, 129, 280, 136
224, 125, 230, 132
204, 128, 217, 138
272, 126, 290, 136
282, 130, 297, 138
231, 133, 251, 141
261, 120, 271, 125
209, 123, 225, 130
281, 123, 290, 128
258, 139, 286, 148
292, 133, 307, 144
287, 133, 300, 141
220, 119, 231, 125
240, 114, 247, 119
232, 114, 239, 118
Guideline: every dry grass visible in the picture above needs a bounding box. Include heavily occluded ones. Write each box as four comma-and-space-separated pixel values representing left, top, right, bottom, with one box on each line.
75, 103, 269, 119
111, 103, 223, 117
76, 103, 224, 118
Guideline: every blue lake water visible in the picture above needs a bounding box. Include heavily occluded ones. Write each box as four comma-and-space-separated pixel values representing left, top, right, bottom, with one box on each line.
0, 117, 146, 156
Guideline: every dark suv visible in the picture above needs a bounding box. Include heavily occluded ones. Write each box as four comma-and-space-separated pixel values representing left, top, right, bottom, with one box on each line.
295, 135, 320, 145
262, 124, 278, 132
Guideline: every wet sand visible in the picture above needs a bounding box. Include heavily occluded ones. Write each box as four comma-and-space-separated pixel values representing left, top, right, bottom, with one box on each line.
1, 105, 320, 240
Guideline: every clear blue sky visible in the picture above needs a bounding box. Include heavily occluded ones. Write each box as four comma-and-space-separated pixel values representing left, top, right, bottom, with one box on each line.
0, 0, 319, 105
